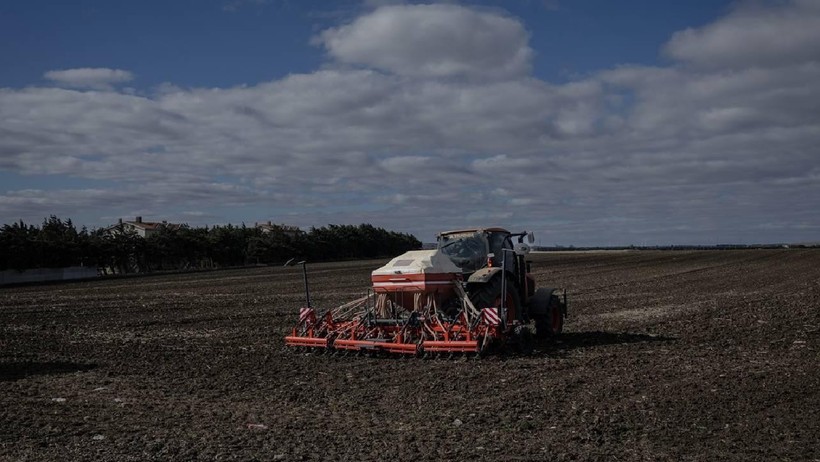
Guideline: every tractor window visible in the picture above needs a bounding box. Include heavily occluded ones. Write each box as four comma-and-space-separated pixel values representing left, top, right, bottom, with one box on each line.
488, 232, 514, 269
437, 232, 488, 273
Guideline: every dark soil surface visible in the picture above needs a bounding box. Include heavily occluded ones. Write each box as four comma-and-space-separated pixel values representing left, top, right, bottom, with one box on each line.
1, 250, 818, 461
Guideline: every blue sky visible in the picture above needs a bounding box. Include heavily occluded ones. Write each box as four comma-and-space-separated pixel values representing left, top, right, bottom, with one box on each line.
1, 0, 728, 87
1, 0, 819, 245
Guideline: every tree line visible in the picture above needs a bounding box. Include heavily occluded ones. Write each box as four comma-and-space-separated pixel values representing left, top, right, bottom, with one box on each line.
0, 216, 421, 273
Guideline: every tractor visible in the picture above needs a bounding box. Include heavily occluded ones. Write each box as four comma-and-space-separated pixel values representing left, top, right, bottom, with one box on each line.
285, 227, 567, 356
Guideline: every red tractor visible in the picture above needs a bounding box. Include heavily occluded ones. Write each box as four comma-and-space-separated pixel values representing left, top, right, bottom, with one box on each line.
285, 227, 567, 356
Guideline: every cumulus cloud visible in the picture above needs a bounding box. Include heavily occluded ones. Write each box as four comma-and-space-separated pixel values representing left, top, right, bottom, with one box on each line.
43, 68, 134, 90
316, 4, 533, 80
2, 1, 820, 244
664, 0, 820, 69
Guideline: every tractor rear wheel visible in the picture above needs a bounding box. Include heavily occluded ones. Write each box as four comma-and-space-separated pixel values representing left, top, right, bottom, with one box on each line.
468, 274, 521, 323
534, 294, 564, 338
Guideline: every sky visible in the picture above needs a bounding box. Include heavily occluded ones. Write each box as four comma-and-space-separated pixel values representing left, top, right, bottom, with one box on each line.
1, 0, 819, 246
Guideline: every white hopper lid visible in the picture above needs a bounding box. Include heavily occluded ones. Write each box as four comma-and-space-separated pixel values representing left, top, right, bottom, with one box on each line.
371, 249, 461, 276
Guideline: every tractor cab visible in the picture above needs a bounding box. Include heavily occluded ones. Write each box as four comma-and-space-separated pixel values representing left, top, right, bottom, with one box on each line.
437, 227, 538, 324
436, 227, 519, 275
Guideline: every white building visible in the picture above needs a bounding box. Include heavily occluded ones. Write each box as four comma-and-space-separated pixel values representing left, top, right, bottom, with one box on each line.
108, 216, 180, 238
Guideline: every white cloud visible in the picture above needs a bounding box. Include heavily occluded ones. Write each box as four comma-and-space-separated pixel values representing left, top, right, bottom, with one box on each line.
2, 2, 820, 244
664, 0, 820, 69
316, 4, 533, 80
43, 68, 134, 90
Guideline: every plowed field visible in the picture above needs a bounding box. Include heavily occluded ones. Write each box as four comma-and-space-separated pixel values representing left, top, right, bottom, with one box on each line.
1, 250, 818, 461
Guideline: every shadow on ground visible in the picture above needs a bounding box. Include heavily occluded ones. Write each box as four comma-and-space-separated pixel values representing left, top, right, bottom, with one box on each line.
535, 331, 676, 355
0, 361, 97, 382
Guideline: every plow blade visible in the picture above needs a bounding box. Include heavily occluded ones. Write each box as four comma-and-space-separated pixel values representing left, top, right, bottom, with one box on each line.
284, 336, 329, 349
422, 340, 479, 353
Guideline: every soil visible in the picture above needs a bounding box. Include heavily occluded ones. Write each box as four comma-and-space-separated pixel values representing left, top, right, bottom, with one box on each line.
1, 250, 818, 461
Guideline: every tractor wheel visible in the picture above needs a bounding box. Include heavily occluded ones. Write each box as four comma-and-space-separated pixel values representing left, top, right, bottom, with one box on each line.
468, 274, 521, 322
534, 294, 564, 339
513, 325, 534, 356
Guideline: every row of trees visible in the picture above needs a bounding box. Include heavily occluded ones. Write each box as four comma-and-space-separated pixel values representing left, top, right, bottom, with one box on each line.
0, 216, 421, 273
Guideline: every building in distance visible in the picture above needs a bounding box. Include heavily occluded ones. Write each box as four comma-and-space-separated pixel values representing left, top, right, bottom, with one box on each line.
107, 216, 181, 238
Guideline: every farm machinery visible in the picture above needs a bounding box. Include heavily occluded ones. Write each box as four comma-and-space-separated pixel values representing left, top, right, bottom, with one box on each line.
284, 227, 567, 356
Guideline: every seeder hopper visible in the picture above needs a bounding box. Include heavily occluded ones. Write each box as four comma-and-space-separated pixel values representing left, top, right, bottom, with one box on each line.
285, 228, 567, 357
